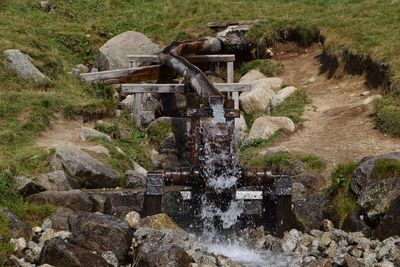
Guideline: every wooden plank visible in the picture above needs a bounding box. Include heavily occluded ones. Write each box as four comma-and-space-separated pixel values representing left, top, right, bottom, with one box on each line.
80, 65, 159, 82
127, 54, 235, 64
119, 83, 250, 96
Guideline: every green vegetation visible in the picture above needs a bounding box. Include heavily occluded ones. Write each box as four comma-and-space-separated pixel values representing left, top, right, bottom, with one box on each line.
375, 93, 400, 136
271, 90, 312, 124
0, 172, 54, 259
327, 162, 358, 226
300, 154, 326, 172
240, 60, 284, 77
371, 159, 400, 181
147, 123, 173, 148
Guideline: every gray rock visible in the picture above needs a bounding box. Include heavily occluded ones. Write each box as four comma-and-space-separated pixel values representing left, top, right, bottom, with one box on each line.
342, 210, 371, 234
94, 31, 160, 70
247, 116, 295, 140
84, 145, 110, 157
48, 207, 75, 231
27, 190, 95, 212
51, 145, 119, 189
69, 212, 133, 263
375, 236, 400, 262
375, 195, 400, 240
74, 64, 89, 73
281, 229, 301, 253
125, 211, 141, 229
350, 152, 400, 196
293, 194, 327, 231
4, 49, 48, 82
36, 171, 73, 191
1, 208, 33, 239
40, 0, 56, 12
271, 86, 298, 108
125, 170, 146, 188
135, 236, 194, 267
39, 237, 109, 267
239, 70, 266, 84
357, 177, 400, 219
10, 237, 26, 252
80, 127, 111, 142
234, 115, 248, 143
103, 192, 143, 217
14, 176, 45, 197
239, 78, 281, 114
101, 251, 118, 267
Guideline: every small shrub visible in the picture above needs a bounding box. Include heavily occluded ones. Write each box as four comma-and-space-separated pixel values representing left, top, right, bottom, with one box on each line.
327, 162, 358, 225
240, 59, 284, 77
300, 154, 326, 171
95, 123, 121, 139
371, 159, 400, 180
271, 90, 312, 124
147, 123, 172, 147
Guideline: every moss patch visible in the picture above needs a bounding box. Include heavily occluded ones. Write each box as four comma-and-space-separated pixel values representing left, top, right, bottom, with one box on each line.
371, 159, 400, 181
240, 59, 284, 77
271, 90, 312, 124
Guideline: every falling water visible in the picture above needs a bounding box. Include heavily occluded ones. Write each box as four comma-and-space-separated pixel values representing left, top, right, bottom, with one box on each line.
196, 101, 295, 266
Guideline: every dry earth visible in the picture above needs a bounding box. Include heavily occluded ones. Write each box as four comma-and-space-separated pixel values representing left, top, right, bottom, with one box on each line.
274, 44, 400, 174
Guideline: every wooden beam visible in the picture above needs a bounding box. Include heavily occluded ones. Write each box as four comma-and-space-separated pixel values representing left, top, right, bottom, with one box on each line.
127, 54, 235, 64
119, 83, 250, 96
80, 65, 160, 82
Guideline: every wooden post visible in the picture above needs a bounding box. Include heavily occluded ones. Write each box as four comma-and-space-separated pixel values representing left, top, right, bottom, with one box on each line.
227, 61, 239, 110
134, 93, 143, 126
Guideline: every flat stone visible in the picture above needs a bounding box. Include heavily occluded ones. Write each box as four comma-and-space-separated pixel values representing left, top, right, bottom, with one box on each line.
247, 116, 295, 140
51, 145, 119, 189
27, 190, 95, 212
80, 127, 111, 142
39, 238, 109, 267
239, 70, 266, 83
271, 86, 298, 108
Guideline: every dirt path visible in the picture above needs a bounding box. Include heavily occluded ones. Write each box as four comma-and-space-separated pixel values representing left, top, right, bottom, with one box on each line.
275, 46, 400, 174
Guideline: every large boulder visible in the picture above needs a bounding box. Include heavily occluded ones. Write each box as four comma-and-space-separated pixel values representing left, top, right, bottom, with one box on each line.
357, 177, 400, 219
94, 31, 160, 70
14, 176, 45, 197
350, 152, 400, 196
48, 207, 75, 231
69, 212, 133, 263
247, 116, 295, 140
239, 70, 266, 83
271, 86, 298, 108
51, 145, 119, 189
341, 210, 371, 234
239, 78, 282, 114
27, 190, 95, 212
374, 195, 400, 240
36, 171, 73, 191
234, 115, 248, 143
3, 49, 48, 82
39, 238, 109, 267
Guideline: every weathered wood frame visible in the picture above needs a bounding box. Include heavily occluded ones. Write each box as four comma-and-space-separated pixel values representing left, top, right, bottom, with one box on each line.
126, 54, 239, 123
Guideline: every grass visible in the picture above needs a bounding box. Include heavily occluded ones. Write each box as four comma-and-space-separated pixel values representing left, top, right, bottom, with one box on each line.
371, 159, 400, 181
240, 59, 284, 77
271, 90, 312, 124
300, 154, 326, 172
0, 172, 54, 261
375, 93, 400, 136
327, 162, 358, 226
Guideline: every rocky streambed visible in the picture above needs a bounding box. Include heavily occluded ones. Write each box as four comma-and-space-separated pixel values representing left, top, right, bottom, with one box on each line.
6, 208, 400, 267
